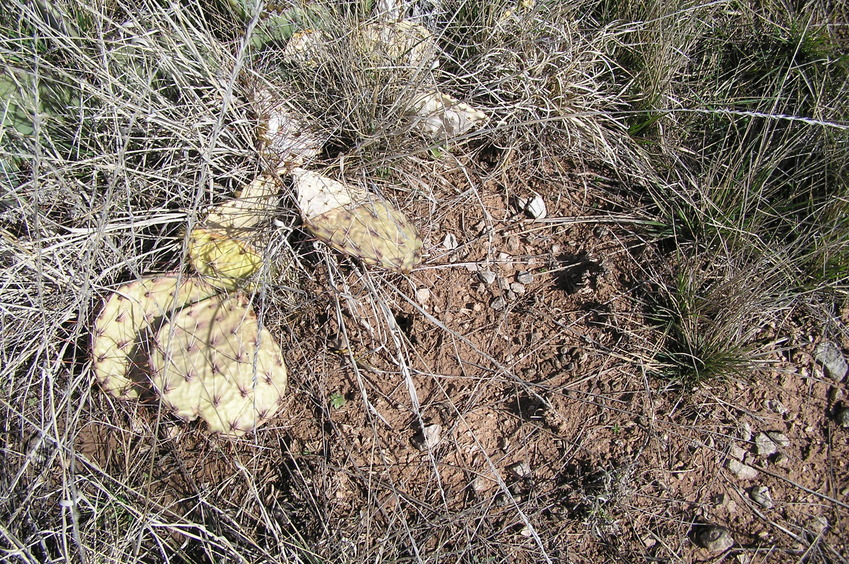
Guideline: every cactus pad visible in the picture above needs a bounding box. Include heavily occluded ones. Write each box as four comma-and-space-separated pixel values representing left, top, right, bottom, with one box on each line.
358, 21, 437, 71
292, 168, 422, 273
91, 276, 219, 400
150, 294, 288, 436
188, 228, 264, 290
189, 175, 282, 289
410, 91, 487, 140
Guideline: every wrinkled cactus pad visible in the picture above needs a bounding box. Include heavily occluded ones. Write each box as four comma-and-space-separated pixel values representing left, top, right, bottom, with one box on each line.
188, 228, 264, 290
91, 276, 219, 400
189, 175, 282, 289
292, 168, 422, 273
150, 293, 288, 436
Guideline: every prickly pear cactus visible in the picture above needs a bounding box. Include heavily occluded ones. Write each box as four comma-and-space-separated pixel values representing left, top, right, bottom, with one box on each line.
188, 229, 264, 291
291, 168, 423, 273
358, 21, 438, 72
188, 175, 281, 289
410, 90, 488, 140
150, 293, 288, 436
91, 276, 219, 400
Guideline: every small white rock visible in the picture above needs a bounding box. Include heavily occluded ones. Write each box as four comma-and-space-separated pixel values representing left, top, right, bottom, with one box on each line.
491, 297, 507, 311
726, 458, 759, 480
443, 233, 458, 250
814, 341, 848, 382
415, 287, 431, 304
478, 270, 497, 285
510, 282, 526, 295
518, 193, 547, 220
412, 424, 442, 450
750, 485, 774, 509
507, 461, 532, 479
754, 433, 778, 456
516, 271, 534, 284
765, 431, 790, 448
766, 399, 788, 415
729, 444, 746, 461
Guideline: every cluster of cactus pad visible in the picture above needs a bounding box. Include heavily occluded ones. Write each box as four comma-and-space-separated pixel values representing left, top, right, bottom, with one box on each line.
92, 11, 487, 435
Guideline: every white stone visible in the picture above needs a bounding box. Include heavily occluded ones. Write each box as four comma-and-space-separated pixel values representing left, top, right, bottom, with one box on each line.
415, 287, 431, 304
477, 270, 497, 285
726, 458, 758, 480
754, 433, 778, 457
518, 192, 547, 220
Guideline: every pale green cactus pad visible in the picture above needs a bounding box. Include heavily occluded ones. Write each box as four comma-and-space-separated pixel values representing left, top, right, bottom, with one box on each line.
91, 276, 219, 400
292, 168, 423, 273
150, 293, 288, 436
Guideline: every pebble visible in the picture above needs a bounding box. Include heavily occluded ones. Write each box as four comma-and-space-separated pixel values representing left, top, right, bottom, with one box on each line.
491, 297, 506, 311
510, 282, 526, 295
507, 461, 533, 479
739, 421, 753, 442
518, 193, 547, 220
754, 433, 778, 457
516, 271, 534, 284
729, 445, 746, 460
472, 475, 494, 492
814, 341, 848, 382
478, 270, 497, 285
765, 431, 790, 448
506, 235, 521, 252
415, 288, 430, 304
750, 485, 774, 509
727, 458, 759, 480
411, 424, 442, 450
443, 233, 458, 250
809, 516, 829, 535
834, 404, 849, 428
766, 399, 788, 415
691, 525, 734, 553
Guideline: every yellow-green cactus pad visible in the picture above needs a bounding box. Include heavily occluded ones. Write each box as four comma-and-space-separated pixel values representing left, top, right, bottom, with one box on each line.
91, 276, 219, 400
150, 294, 288, 436
292, 168, 422, 273
188, 228, 264, 290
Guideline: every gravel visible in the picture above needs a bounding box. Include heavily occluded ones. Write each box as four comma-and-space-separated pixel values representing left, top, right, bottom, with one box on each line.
727, 458, 759, 480
516, 271, 534, 284
477, 270, 497, 285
